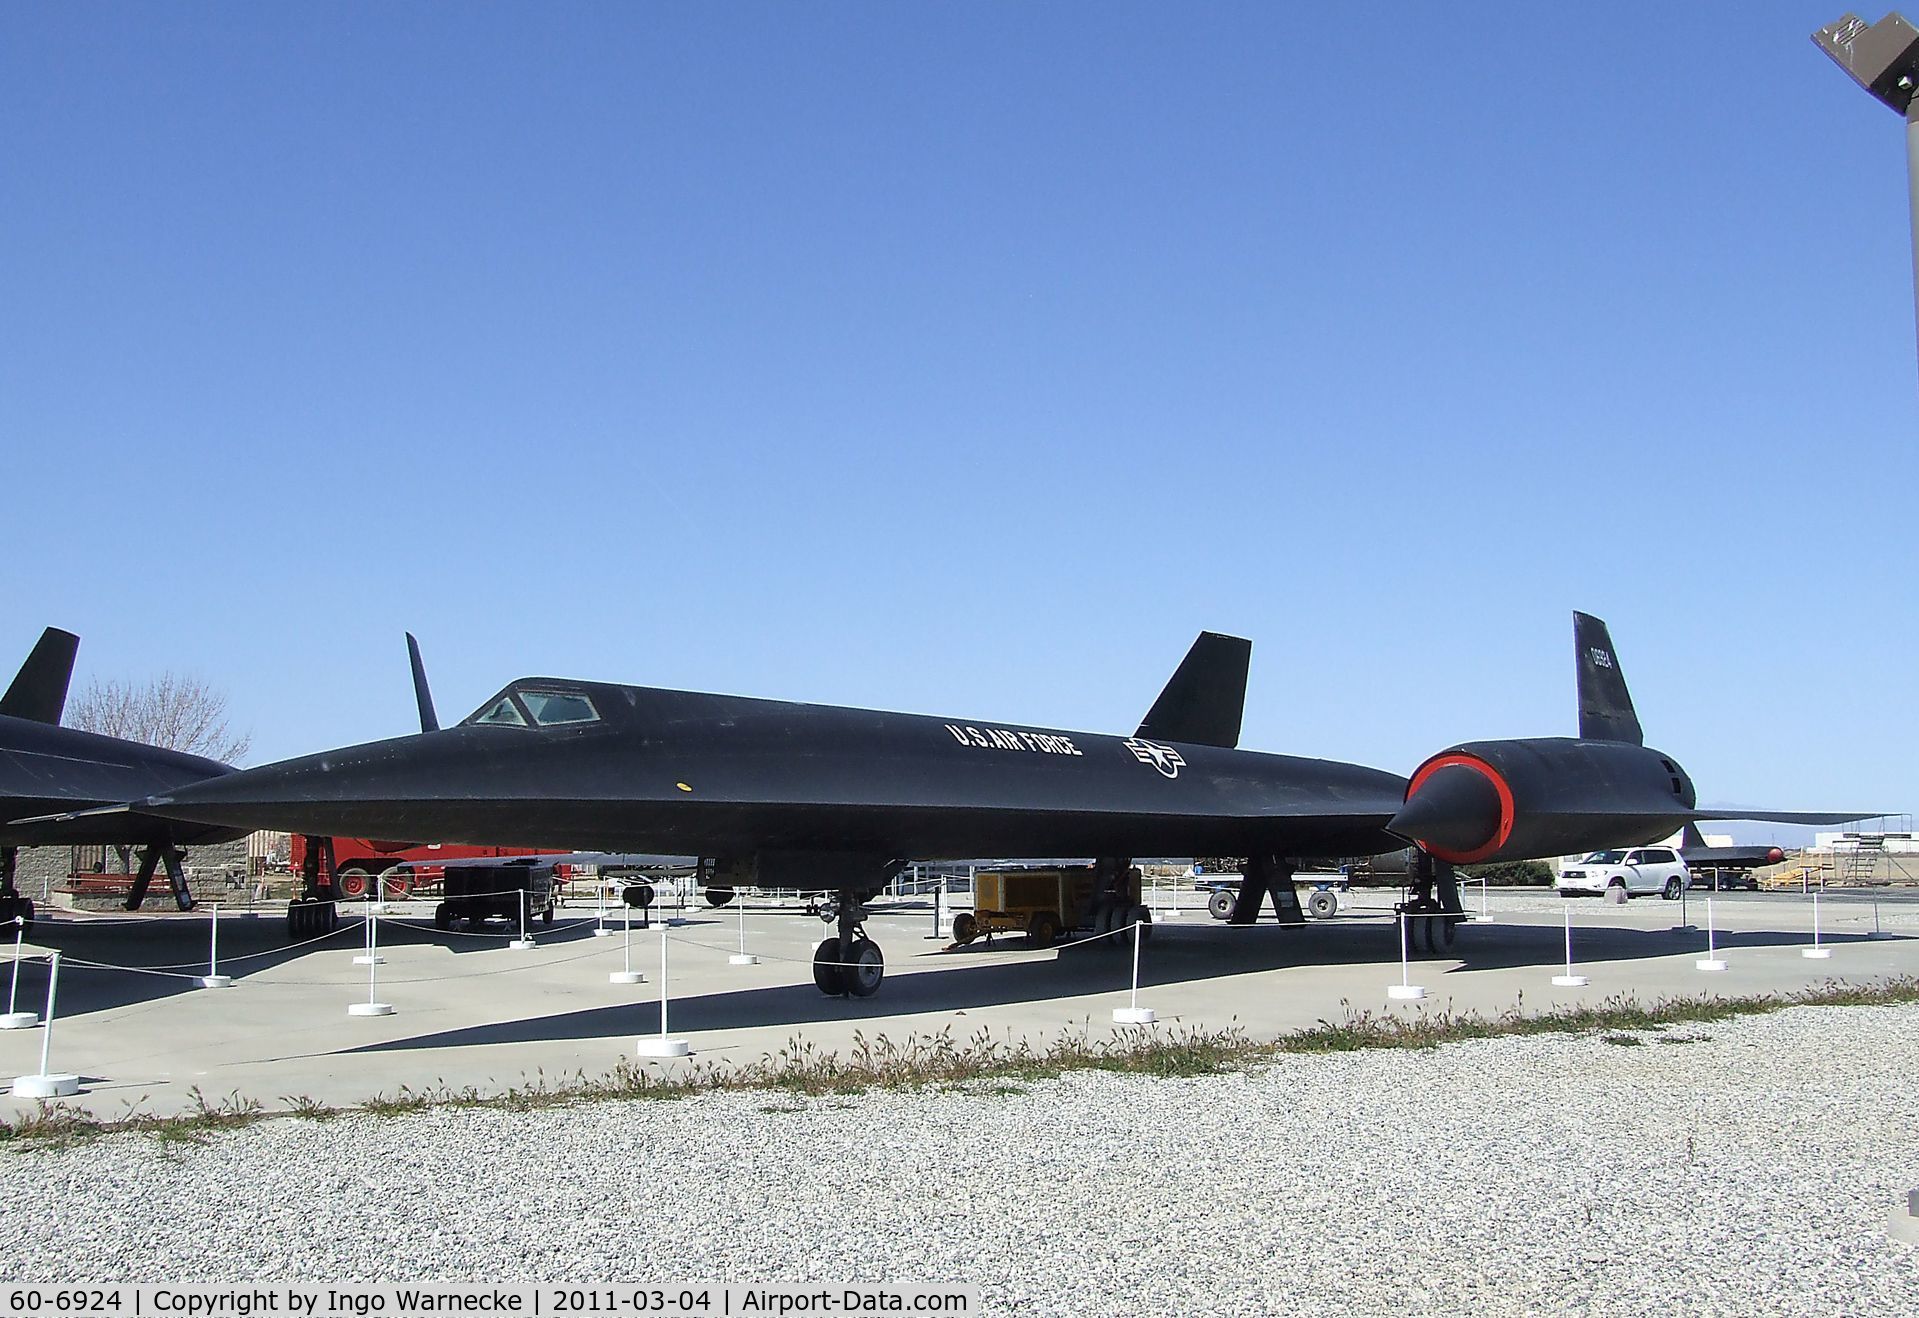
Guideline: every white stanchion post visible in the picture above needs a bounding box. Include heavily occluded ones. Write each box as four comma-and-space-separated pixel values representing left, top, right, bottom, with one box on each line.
1803, 892, 1833, 959
930, 878, 942, 940
353, 901, 384, 966
348, 916, 395, 1016
1674, 876, 1693, 932
1874, 896, 1882, 939
1697, 897, 1728, 972
1388, 912, 1426, 1000
1, 920, 36, 1029
12, 951, 78, 1096
593, 879, 611, 938
637, 918, 689, 1058
199, 903, 232, 988
610, 896, 644, 985
730, 892, 758, 965
1552, 906, 1589, 987
1479, 878, 1489, 923
509, 885, 536, 950
1113, 918, 1156, 1024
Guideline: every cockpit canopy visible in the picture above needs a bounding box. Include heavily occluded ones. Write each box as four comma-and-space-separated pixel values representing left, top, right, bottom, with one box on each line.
464, 685, 602, 729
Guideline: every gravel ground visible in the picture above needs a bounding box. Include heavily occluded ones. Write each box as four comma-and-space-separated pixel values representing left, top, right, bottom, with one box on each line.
4, 1003, 1918, 1315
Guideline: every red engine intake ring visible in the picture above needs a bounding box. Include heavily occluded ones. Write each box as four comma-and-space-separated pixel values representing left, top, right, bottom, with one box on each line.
1403, 752, 1517, 865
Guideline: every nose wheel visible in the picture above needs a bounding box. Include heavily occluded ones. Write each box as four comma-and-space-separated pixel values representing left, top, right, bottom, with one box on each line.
814, 888, 886, 997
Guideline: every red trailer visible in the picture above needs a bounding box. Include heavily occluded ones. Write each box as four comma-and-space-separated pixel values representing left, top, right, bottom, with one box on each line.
289, 835, 568, 900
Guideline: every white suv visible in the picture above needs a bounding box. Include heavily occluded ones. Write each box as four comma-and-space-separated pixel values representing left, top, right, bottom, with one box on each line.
1557, 847, 1690, 900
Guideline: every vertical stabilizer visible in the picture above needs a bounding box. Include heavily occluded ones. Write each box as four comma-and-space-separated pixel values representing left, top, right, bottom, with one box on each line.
1136, 632, 1252, 749
1573, 611, 1643, 745
0, 627, 80, 725
406, 632, 439, 733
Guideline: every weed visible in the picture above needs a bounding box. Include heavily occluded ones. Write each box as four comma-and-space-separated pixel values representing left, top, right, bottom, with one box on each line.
282, 1094, 341, 1121
5, 977, 1918, 1152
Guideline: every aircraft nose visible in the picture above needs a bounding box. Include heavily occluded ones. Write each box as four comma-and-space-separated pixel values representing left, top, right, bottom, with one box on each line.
140, 731, 475, 835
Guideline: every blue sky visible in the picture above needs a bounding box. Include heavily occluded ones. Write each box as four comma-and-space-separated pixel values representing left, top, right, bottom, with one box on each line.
2, 4, 1912, 837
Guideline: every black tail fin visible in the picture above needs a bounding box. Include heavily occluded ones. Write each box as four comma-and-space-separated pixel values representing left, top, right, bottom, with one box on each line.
1136, 632, 1251, 749
1680, 822, 1707, 850
1574, 611, 1643, 745
406, 632, 439, 733
0, 627, 80, 725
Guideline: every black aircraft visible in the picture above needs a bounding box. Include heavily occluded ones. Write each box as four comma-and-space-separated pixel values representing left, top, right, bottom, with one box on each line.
0, 628, 245, 927
120, 611, 1863, 998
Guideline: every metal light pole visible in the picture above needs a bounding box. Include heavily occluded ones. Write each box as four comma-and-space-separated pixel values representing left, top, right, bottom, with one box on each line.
1814, 12, 1919, 365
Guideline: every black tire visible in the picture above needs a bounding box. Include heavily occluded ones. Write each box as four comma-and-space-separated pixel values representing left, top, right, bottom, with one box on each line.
1207, 889, 1234, 921
705, 887, 736, 908
1306, 890, 1338, 919
1090, 900, 1116, 938
1662, 877, 1682, 901
433, 903, 452, 931
286, 900, 311, 940
952, 913, 978, 945
541, 904, 554, 926
813, 937, 845, 995
623, 884, 655, 910
1027, 912, 1059, 949
845, 938, 884, 997
1127, 905, 1152, 943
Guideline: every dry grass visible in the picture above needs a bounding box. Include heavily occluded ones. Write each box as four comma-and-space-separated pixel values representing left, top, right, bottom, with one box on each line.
4, 977, 1916, 1150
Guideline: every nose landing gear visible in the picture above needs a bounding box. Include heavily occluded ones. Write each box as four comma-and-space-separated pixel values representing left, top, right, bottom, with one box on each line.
814, 889, 885, 997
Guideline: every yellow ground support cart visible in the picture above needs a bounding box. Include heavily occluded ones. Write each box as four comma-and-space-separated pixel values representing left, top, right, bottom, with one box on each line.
950, 865, 1143, 948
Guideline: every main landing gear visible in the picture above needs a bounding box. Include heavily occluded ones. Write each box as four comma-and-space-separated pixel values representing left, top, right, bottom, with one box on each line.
0, 847, 32, 935
1397, 849, 1465, 956
286, 834, 342, 941
125, 839, 195, 912
1229, 854, 1307, 926
813, 889, 885, 998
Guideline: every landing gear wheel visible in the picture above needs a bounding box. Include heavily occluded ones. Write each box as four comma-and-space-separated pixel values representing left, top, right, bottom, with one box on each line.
1662, 877, 1682, 901
845, 938, 884, 997
1122, 905, 1151, 943
1090, 900, 1116, 938
705, 887, 736, 907
1306, 890, 1338, 919
541, 905, 554, 926
337, 868, 370, 901
1207, 889, 1234, 921
952, 913, 978, 945
813, 937, 846, 996
1026, 912, 1059, 949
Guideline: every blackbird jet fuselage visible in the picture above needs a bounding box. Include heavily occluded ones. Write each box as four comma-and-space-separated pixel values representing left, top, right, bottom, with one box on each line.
0, 627, 244, 926
130, 619, 1867, 996
141, 682, 1413, 864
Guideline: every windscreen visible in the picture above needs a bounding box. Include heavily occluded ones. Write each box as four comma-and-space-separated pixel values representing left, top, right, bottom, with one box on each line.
519, 690, 599, 726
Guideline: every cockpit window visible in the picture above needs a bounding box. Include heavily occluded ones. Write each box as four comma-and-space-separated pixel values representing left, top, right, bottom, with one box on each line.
520, 690, 599, 726
472, 696, 528, 727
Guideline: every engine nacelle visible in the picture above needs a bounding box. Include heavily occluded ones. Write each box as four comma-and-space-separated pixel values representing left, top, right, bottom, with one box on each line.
1390, 738, 1697, 864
